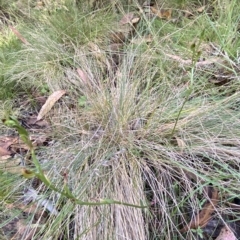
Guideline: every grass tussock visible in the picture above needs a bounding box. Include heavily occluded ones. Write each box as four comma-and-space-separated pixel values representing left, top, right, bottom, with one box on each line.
1, 0, 240, 239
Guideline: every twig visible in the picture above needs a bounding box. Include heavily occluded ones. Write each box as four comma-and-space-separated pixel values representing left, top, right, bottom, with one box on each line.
165, 53, 223, 67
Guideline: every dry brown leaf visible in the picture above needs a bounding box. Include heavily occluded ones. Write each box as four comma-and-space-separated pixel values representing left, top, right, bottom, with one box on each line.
0, 146, 11, 157
88, 42, 102, 55
150, 7, 172, 20
197, 6, 206, 13
120, 12, 135, 25
0, 136, 18, 156
76, 68, 89, 84
36, 1, 44, 8
13, 134, 47, 148
175, 137, 186, 154
180, 186, 219, 232
35, 120, 49, 127
30, 134, 47, 146
0, 155, 11, 160
9, 26, 30, 45
88, 42, 111, 69
184, 10, 194, 18
215, 226, 236, 240
0, 136, 18, 149
26, 116, 49, 127
111, 12, 139, 44
37, 90, 66, 121
0, 134, 47, 156
165, 53, 224, 67
131, 17, 140, 24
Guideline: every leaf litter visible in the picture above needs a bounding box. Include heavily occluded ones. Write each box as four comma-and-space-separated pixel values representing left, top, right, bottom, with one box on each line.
180, 186, 219, 232
37, 90, 66, 121
215, 226, 237, 240
0, 91, 65, 177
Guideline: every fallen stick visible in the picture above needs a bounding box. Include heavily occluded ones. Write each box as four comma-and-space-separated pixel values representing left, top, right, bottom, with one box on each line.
165, 53, 224, 67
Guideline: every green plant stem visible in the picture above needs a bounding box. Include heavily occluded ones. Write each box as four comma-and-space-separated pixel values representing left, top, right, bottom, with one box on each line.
170, 38, 201, 137
170, 88, 192, 137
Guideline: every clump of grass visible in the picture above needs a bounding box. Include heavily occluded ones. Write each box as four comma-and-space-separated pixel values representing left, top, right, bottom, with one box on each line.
19, 41, 239, 239
1, 1, 115, 95
1, 0, 240, 239
0, 28, 23, 100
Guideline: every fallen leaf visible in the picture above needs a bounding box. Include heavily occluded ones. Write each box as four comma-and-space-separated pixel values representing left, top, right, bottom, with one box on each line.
0, 136, 18, 156
30, 134, 47, 145
36, 1, 44, 8
0, 136, 18, 149
9, 26, 30, 45
26, 116, 49, 127
197, 6, 206, 13
215, 226, 236, 240
113, 13, 140, 45
0, 146, 11, 157
150, 7, 172, 20
184, 10, 194, 18
88, 42, 111, 67
0, 155, 11, 160
180, 186, 219, 232
0, 134, 48, 156
76, 68, 89, 84
175, 137, 186, 154
165, 53, 224, 67
131, 17, 140, 24
37, 90, 66, 121
120, 12, 135, 25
